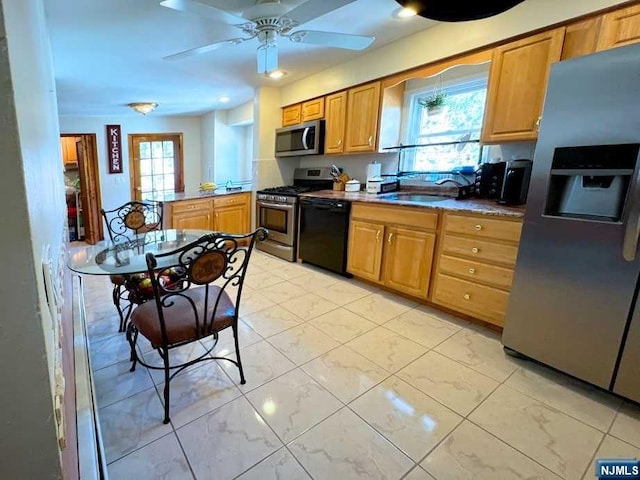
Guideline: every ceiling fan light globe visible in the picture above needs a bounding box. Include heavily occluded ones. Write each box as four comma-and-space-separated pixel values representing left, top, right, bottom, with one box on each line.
257, 42, 278, 74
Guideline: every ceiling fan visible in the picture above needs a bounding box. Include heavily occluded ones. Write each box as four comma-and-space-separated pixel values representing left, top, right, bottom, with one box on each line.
161, 0, 376, 74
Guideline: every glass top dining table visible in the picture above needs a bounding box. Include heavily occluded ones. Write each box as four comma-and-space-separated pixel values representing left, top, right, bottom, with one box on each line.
68, 229, 214, 276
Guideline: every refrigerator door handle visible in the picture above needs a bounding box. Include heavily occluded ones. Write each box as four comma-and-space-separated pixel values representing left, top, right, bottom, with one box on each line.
623, 164, 640, 261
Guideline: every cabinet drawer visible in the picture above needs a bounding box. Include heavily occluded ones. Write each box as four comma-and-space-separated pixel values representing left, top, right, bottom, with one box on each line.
213, 193, 249, 208
351, 203, 438, 230
438, 254, 514, 290
433, 273, 509, 326
171, 199, 212, 214
441, 234, 519, 266
444, 213, 522, 242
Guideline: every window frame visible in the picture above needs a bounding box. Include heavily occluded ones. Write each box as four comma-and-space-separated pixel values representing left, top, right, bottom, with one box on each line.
128, 133, 185, 201
400, 74, 489, 174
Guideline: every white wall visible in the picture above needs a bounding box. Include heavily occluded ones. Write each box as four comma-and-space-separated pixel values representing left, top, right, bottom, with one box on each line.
280, 0, 629, 105
59, 115, 202, 211
228, 101, 253, 126
0, 0, 65, 477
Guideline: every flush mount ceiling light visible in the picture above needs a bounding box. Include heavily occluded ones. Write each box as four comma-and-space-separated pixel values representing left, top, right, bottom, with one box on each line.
392, 7, 417, 18
128, 102, 158, 115
161, 0, 375, 74
394, 0, 525, 22
266, 69, 287, 79
219, 96, 231, 103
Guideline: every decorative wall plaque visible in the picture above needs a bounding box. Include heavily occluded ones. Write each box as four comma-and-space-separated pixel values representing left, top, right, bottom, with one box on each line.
107, 124, 123, 174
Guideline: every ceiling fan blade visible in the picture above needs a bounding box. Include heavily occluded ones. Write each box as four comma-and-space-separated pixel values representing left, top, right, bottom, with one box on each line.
160, 0, 247, 25
281, 0, 357, 26
163, 37, 248, 61
289, 30, 375, 50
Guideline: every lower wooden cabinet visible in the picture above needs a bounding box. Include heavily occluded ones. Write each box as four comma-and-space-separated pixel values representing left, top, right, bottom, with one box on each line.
432, 212, 523, 327
347, 204, 437, 298
163, 193, 251, 234
213, 193, 251, 235
167, 198, 213, 230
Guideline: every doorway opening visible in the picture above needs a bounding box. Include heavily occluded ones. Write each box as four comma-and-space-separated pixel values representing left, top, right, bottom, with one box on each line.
60, 133, 104, 244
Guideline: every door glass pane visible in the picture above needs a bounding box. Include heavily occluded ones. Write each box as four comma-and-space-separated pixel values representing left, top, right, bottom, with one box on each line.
163, 174, 175, 190
139, 142, 151, 159
163, 141, 174, 157
152, 141, 163, 159
152, 157, 164, 175
163, 158, 174, 173
139, 158, 151, 176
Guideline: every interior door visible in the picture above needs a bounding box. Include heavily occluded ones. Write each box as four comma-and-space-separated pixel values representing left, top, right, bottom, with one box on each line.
76, 135, 103, 244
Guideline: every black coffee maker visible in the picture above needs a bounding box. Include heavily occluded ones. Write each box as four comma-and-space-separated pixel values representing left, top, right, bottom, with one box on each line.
474, 162, 506, 199
499, 159, 533, 205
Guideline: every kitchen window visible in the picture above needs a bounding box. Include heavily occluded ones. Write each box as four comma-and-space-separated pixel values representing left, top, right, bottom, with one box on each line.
400, 73, 488, 173
129, 134, 184, 201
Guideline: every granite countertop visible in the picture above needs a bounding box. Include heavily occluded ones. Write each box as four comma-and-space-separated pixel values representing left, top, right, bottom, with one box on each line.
300, 189, 525, 218
158, 186, 253, 203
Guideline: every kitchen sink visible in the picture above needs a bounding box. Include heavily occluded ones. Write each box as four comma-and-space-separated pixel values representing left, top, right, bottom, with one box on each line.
379, 193, 450, 203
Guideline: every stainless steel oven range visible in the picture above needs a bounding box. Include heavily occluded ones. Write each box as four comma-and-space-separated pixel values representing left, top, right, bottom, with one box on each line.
256, 167, 334, 261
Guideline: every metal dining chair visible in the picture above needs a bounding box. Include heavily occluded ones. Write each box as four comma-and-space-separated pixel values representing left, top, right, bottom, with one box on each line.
126, 228, 268, 424
101, 200, 163, 332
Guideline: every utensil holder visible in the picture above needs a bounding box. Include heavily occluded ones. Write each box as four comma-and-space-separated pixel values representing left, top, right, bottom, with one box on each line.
333, 182, 345, 191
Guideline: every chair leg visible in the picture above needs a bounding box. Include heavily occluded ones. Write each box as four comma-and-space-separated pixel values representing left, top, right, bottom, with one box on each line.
233, 324, 246, 385
113, 284, 126, 332
161, 348, 171, 424
126, 325, 139, 372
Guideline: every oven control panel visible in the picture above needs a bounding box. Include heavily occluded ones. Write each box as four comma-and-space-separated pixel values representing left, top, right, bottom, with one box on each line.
256, 194, 297, 204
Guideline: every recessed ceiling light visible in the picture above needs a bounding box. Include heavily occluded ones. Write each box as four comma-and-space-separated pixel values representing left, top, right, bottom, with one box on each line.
393, 7, 417, 18
219, 96, 230, 103
266, 70, 286, 79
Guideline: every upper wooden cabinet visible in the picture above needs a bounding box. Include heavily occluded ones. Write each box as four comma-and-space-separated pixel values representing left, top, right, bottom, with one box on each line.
597, 4, 640, 51
561, 17, 603, 60
61, 137, 79, 165
281, 104, 301, 127
324, 91, 348, 154
345, 81, 381, 153
481, 28, 565, 144
301, 98, 324, 121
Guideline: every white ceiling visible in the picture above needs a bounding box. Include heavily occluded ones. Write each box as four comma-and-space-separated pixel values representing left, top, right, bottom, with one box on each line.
43, 0, 437, 117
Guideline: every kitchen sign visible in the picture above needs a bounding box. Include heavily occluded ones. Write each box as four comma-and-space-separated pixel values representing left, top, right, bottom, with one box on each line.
107, 124, 123, 174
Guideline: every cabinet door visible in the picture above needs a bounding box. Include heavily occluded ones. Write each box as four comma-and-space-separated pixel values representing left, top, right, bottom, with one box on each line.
214, 205, 248, 235
282, 104, 301, 126
324, 91, 347, 154
301, 98, 325, 121
383, 227, 435, 298
561, 17, 602, 60
345, 81, 381, 153
347, 220, 384, 282
481, 28, 565, 143
172, 208, 212, 230
596, 4, 640, 51
61, 137, 78, 165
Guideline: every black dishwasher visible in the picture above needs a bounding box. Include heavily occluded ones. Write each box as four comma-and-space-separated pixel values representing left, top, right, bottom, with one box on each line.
298, 197, 351, 277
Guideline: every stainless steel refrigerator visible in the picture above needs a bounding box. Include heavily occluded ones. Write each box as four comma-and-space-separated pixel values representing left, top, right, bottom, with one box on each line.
502, 42, 640, 403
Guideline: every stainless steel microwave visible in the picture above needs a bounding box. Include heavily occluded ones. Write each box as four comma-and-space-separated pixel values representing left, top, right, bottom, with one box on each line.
275, 120, 324, 157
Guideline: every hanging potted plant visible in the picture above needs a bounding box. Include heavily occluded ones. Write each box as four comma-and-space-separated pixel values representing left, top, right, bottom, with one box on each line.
418, 91, 447, 116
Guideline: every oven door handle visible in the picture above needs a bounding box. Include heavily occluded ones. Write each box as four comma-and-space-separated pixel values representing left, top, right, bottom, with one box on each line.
301, 127, 310, 150
257, 201, 295, 211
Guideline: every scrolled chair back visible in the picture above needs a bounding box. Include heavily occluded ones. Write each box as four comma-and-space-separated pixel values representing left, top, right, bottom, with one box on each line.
101, 200, 163, 243
142, 228, 268, 347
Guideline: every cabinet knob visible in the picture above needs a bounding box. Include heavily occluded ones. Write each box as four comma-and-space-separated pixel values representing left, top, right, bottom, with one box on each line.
535, 116, 542, 131
468, 268, 476, 274
388, 232, 394, 244
471, 247, 479, 254
368, 136, 373, 146
188, 205, 196, 209
376, 230, 380, 241
463, 293, 471, 300
337, 139, 342, 146
475, 224, 483, 231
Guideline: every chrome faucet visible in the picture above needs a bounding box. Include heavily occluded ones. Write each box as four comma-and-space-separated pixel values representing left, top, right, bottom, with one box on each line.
434, 178, 465, 187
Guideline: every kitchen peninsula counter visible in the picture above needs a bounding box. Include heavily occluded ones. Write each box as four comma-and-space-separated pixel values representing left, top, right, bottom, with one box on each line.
300, 190, 525, 218
157, 186, 253, 203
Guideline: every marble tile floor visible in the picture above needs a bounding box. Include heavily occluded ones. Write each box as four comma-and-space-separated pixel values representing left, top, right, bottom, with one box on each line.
81, 250, 640, 480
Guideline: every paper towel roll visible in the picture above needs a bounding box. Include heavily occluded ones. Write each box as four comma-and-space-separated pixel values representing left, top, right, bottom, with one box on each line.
366, 162, 381, 180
